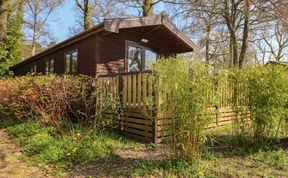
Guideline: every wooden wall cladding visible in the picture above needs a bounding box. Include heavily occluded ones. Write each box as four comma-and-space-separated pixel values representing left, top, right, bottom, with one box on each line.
13, 35, 97, 76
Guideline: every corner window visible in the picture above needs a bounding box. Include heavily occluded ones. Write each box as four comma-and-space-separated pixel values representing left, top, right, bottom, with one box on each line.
45, 58, 54, 74
65, 50, 78, 73
126, 41, 157, 72
145, 49, 157, 70
31, 64, 37, 73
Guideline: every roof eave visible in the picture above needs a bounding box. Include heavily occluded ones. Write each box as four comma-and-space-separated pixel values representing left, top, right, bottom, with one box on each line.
104, 15, 200, 53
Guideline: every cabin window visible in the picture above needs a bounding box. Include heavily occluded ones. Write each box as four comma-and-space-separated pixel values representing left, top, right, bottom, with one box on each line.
45, 58, 54, 74
65, 50, 78, 73
31, 64, 37, 73
144, 49, 157, 70
126, 41, 158, 72
128, 46, 142, 72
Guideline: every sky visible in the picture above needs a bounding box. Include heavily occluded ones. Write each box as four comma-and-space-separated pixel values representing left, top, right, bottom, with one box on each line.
49, 2, 75, 43
49, 1, 167, 43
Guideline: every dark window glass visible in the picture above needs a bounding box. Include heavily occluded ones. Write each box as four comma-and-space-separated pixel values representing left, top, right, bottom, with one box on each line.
65, 54, 71, 73
65, 51, 78, 73
71, 51, 78, 73
45, 61, 49, 74
46, 59, 54, 74
31, 65, 37, 73
49, 59, 54, 73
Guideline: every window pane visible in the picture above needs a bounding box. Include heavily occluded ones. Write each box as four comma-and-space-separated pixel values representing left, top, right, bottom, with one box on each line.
128, 46, 142, 72
49, 59, 54, 73
145, 49, 157, 70
45, 61, 49, 74
71, 51, 78, 73
31, 65, 37, 73
65, 54, 70, 73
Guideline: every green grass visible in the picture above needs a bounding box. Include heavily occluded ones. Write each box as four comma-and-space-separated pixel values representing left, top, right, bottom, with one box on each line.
132, 128, 288, 178
2, 119, 141, 176
132, 159, 206, 178
1, 119, 287, 177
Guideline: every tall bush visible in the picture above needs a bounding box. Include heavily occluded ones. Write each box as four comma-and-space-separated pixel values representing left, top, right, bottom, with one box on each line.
233, 65, 288, 143
0, 75, 121, 134
154, 58, 216, 163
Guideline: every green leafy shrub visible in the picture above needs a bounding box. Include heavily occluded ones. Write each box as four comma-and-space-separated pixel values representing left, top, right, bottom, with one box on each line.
233, 65, 288, 143
154, 58, 218, 163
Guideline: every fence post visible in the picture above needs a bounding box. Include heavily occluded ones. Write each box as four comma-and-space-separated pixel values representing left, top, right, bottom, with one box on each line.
118, 72, 124, 105
152, 73, 158, 143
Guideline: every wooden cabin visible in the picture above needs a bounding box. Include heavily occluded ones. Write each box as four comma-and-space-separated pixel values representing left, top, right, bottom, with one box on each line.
11, 15, 199, 76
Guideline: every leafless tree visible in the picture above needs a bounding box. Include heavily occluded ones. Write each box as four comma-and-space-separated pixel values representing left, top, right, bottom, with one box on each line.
24, 0, 63, 56
70, 0, 127, 35
262, 23, 288, 62
119, 0, 163, 17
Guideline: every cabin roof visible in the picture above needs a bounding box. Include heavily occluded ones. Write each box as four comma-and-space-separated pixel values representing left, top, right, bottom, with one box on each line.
11, 15, 199, 70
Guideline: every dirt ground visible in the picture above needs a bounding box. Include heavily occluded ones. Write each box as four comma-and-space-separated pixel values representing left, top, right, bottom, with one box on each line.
0, 129, 51, 178
0, 128, 166, 178
1, 127, 287, 178
71, 145, 167, 178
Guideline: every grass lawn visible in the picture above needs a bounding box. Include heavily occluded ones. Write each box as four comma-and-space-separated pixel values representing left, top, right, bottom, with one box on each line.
1, 120, 287, 177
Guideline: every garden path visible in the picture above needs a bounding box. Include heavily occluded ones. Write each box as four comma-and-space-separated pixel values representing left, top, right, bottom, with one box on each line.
0, 129, 51, 178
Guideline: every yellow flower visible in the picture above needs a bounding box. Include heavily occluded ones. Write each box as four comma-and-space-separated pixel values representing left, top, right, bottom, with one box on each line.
66, 152, 71, 156
72, 148, 78, 152
198, 171, 204, 176
76, 133, 81, 137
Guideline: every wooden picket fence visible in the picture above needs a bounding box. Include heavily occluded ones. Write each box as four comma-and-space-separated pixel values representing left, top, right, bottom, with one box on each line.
98, 72, 250, 143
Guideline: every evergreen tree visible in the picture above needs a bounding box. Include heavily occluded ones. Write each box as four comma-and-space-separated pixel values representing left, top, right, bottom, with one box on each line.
0, 1, 23, 76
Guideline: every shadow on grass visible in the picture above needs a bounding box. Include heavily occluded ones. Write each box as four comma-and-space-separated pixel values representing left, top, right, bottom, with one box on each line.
206, 133, 288, 158
71, 154, 158, 177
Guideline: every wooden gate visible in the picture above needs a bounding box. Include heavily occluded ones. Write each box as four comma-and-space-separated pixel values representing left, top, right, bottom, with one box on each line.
99, 72, 157, 142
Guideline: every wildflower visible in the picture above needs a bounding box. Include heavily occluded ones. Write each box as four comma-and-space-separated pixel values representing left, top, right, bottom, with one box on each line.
66, 152, 71, 156
72, 148, 78, 152
198, 171, 204, 177
76, 133, 81, 137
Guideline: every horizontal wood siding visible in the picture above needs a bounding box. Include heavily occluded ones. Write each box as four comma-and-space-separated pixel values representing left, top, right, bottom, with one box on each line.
97, 27, 177, 75
13, 35, 97, 76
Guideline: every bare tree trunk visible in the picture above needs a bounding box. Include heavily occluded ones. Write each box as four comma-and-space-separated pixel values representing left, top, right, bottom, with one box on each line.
143, 0, 153, 17
83, 0, 91, 30
239, 0, 250, 68
223, 0, 239, 68
0, 0, 9, 44
31, 16, 37, 56
205, 25, 211, 63
229, 38, 233, 68
76, 0, 92, 30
